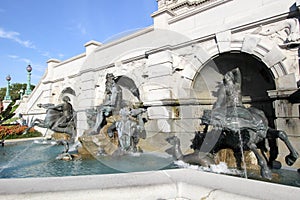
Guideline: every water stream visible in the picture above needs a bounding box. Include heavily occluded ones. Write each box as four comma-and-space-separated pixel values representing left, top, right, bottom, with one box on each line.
237, 129, 248, 178
232, 105, 248, 179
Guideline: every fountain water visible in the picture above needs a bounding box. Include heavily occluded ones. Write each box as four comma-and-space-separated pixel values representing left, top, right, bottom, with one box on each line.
229, 68, 248, 178
234, 113, 248, 179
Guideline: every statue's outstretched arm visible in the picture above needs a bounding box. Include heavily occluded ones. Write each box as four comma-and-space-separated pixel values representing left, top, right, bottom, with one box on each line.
51, 103, 64, 111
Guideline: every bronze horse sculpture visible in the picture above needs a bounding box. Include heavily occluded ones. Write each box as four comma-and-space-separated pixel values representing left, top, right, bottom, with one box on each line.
193, 108, 299, 179
192, 68, 299, 179
25, 96, 76, 141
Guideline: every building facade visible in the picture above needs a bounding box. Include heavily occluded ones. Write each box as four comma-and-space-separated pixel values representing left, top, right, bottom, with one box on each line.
17, 0, 300, 167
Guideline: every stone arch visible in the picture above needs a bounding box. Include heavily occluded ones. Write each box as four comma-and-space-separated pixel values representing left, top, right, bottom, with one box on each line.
60, 87, 76, 97
239, 35, 288, 79
180, 33, 290, 87
58, 86, 76, 101
177, 33, 292, 127
215, 33, 289, 79
58, 86, 77, 110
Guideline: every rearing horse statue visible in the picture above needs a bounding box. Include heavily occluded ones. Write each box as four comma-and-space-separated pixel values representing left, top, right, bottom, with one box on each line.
194, 68, 298, 179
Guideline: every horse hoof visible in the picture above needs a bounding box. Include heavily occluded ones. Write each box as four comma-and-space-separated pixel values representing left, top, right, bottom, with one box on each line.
270, 160, 282, 169
261, 169, 272, 180
285, 154, 297, 166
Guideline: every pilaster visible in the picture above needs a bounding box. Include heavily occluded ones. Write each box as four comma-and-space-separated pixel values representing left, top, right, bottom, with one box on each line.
84, 40, 102, 57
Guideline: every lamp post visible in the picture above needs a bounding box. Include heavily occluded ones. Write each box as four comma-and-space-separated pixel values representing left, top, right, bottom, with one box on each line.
4, 75, 11, 101
25, 64, 32, 95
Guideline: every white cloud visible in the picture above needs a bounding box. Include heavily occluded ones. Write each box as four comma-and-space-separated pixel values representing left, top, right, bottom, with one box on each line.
40, 51, 64, 60
66, 22, 88, 36
0, 27, 35, 48
8, 54, 19, 59
21, 58, 31, 64
32, 63, 47, 72
41, 51, 51, 58
77, 23, 87, 35
58, 53, 64, 58
7, 54, 31, 64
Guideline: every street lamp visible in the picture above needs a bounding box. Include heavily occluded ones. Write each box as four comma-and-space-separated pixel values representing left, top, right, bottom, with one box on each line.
4, 75, 11, 101
25, 64, 32, 95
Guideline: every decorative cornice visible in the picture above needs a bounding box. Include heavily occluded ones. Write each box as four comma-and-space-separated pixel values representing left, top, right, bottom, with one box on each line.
156, 0, 215, 10
170, 0, 214, 11
169, 0, 232, 24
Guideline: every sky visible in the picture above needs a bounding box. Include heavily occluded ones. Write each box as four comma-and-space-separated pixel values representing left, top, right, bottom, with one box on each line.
0, 0, 157, 88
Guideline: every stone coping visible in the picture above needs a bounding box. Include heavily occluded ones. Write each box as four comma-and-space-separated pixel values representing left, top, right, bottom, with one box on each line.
3, 137, 45, 144
0, 169, 299, 200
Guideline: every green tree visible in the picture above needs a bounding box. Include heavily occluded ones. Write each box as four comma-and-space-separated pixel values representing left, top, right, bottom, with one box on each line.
0, 83, 35, 101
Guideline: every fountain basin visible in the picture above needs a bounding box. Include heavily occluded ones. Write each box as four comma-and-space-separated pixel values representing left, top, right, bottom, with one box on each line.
1, 139, 299, 199
0, 168, 299, 200
0, 139, 175, 178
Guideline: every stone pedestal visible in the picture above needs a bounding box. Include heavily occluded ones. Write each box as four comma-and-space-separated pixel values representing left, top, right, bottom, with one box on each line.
2, 100, 12, 111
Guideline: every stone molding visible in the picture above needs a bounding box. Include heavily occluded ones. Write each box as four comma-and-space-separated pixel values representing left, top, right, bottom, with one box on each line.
50, 53, 85, 69
1, 169, 299, 199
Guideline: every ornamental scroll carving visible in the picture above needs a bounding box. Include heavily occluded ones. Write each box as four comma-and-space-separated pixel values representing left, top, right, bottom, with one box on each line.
253, 18, 300, 48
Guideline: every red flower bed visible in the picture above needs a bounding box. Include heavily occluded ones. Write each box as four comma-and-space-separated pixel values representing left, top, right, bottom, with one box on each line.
0, 125, 35, 140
